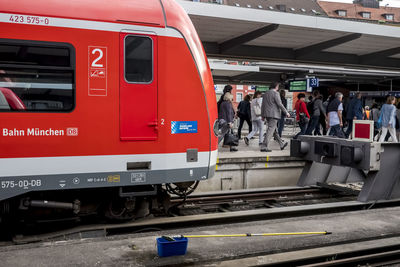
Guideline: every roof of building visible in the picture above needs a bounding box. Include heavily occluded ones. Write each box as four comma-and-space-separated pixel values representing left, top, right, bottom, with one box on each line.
225, 0, 326, 15
318, 1, 400, 23
189, 0, 327, 16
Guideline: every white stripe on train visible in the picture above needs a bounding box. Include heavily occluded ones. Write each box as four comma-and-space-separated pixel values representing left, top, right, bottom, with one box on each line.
0, 12, 183, 38
0, 150, 218, 177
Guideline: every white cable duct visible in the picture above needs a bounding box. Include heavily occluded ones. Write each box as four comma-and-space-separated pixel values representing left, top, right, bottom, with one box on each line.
255, 61, 400, 77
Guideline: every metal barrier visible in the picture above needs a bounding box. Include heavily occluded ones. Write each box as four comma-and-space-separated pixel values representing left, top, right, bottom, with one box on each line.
291, 136, 400, 202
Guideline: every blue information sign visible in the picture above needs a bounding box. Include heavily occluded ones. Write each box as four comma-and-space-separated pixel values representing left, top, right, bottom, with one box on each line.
171, 121, 198, 134
308, 78, 319, 88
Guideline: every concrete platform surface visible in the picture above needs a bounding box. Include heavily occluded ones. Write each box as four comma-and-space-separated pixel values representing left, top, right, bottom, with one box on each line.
3, 206, 400, 266
218, 134, 291, 159
198, 135, 304, 192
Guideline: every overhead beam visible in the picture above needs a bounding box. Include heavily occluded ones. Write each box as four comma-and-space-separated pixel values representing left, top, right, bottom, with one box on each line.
203, 42, 400, 69
219, 24, 279, 53
360, 47, 400, 63
229, 72, 261, 81
295, 33, 362, 58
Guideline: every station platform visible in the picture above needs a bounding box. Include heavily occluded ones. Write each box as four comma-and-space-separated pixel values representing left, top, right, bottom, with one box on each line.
198, 127, 304, 192
3, 204, 400, 266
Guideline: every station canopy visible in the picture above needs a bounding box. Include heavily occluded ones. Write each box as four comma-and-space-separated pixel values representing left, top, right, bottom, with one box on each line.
178, 0, 400, 88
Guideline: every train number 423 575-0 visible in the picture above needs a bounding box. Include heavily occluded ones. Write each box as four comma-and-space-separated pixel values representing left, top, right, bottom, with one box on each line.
9, 15, 49, 25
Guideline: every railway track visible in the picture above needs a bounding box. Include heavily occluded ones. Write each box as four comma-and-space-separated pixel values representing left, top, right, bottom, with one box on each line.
213, 236, 400, 267
170, 187, 356, 215
7, 186, 400, 245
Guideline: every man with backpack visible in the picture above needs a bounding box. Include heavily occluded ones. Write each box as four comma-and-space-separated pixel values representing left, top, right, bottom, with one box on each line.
327, 92, 346, 138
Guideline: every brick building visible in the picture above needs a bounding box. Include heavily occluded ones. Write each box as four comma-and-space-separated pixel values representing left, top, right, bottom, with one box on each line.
215, 84, 255, 109
318, 0, 400, 23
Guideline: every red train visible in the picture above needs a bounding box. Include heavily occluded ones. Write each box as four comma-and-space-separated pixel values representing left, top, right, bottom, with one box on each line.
0, 0, 217, 221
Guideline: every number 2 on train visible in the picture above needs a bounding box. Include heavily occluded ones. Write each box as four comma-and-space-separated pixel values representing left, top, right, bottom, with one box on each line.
91, 48, 104, 68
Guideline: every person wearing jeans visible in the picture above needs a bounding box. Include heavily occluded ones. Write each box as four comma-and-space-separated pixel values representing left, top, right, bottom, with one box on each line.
305, 90, 326, 136
345, 92, 363, 138
294, 93, 310, 139
379, 96, 398, 142
327, 92, 345, 138
245, 91, 264, 145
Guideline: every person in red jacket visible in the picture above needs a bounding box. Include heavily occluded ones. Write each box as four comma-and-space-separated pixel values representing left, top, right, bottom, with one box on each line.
294, 93, 310, 139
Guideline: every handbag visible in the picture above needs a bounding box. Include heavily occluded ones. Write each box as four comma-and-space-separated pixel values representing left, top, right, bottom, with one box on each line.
224, 129, 239, 146
299, 112, 309, 124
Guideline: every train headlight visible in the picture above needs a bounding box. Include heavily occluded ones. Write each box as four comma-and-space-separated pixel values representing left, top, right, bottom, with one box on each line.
213, 119, 219, 137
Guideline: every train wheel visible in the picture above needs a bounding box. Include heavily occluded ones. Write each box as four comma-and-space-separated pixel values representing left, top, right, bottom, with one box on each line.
104, 197, 151, 221
104, 198, 135, 221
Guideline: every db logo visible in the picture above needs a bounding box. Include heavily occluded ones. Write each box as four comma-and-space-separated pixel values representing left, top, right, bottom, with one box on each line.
67, 128, 79, 136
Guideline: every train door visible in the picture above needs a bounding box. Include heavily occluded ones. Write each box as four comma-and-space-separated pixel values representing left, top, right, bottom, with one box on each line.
119, 33, 158, 141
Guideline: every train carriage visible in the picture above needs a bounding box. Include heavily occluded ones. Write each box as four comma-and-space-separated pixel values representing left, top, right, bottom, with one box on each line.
0, 0, 217, 220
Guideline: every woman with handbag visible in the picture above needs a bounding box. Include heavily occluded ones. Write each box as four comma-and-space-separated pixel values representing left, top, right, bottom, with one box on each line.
218, 92, 238, 152
294, 93, 310, 139
244, 91, 263, 146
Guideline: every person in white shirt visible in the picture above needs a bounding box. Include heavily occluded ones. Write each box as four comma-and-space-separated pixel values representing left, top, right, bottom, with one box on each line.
244, 91, 264, 146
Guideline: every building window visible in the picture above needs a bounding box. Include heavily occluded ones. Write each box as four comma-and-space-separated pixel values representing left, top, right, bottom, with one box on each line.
337, 10, 347, 17
385, 14, 394, 21
236, 93, 243, 102
125, 36, 153, 83
0, 40, 75, 112
361, 12, 371, 19
236, 85, 243, 90
276, 5, 286, 12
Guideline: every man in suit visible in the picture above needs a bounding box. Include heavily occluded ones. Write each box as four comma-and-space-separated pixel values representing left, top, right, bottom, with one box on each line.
260, 82, 290, 152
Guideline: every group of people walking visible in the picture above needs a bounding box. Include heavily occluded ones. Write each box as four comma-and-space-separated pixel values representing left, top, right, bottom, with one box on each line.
218, 82, 289, 152
294, 91, 400, 142
218, 83, 400, 153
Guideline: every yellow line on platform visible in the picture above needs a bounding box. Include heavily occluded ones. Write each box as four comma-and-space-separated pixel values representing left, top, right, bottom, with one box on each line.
183, 232, 330, 238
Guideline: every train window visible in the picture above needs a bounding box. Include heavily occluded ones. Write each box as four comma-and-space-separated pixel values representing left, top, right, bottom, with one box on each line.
124, 36, 153, 83
0, 40, 75, 112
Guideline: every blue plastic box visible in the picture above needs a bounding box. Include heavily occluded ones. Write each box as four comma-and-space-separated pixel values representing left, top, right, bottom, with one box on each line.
156, 237, 188, 257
